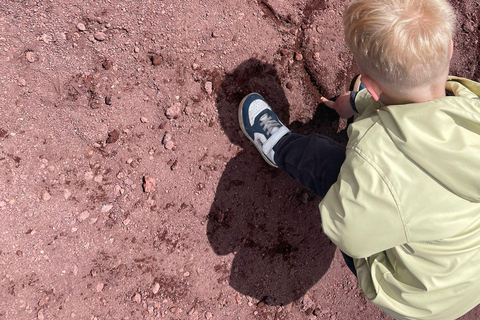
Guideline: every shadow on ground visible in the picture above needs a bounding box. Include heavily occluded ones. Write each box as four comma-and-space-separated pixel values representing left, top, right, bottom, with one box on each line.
206, 59, 342, 305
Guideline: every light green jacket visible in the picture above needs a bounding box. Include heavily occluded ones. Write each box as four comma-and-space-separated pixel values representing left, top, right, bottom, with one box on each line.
320, 77, 480, 320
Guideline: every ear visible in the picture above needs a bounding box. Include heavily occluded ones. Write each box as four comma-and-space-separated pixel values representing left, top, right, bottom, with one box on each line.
360, 74, 383, 101
449, 39, 454, 60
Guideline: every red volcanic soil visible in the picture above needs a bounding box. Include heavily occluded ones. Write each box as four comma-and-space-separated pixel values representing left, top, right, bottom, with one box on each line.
0, 0, 479, 319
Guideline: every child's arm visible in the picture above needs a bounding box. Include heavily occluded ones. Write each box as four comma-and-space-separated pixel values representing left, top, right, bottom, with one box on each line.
321, 92, 359, 119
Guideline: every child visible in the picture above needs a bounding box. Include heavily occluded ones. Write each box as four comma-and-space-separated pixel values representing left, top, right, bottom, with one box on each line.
238, 0, 480, 319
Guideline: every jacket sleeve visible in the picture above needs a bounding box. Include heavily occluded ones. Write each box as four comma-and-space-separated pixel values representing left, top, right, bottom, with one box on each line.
319, 147, 408, 259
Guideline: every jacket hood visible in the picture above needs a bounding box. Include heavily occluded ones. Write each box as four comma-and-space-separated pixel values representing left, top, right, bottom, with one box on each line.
377, 78, 480, 202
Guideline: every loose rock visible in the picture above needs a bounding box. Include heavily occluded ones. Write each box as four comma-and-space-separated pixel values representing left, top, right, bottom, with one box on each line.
133, 292, 142, 303
101, 204, 113, 213
76, 22, 86, 31
26, 51, 35, 63
151, 55, 163, 66
17, 78, 26, 87
78, 210, 90, 222
205, 81, 213, 94
102, 60, 113, 70
94, 32, 107, 41
166, 103, 182, 119
37, 309, 45, 320
143, 176, 156, 193
41, 190, 51, 201
106, 130, 119, 144
64, 189, 72, 200
96, 282, 104, 292
152, 282, 160, 294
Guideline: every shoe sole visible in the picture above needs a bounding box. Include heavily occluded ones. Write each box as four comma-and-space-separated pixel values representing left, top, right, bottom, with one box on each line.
238, 93, 278, 167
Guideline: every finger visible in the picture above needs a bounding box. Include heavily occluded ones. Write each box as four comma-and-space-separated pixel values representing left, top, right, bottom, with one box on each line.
321, 97, 335, 108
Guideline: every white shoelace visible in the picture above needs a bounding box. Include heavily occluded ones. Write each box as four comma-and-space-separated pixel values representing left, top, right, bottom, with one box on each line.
259, 114, 280, 135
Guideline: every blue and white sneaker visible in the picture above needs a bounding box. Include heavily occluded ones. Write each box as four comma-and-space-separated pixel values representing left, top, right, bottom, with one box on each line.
238, 93, 290, 167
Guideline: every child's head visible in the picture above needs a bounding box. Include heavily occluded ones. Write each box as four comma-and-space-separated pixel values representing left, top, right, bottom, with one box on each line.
343, 0, 456, 91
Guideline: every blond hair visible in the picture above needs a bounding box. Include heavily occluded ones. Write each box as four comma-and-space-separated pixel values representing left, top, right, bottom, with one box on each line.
343, 0, 456, 89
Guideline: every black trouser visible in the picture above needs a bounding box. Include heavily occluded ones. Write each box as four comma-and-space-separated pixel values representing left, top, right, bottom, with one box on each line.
274, 133, 357, 276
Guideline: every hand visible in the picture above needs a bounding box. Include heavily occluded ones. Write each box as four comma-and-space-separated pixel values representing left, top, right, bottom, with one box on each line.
321, 92, 357, 119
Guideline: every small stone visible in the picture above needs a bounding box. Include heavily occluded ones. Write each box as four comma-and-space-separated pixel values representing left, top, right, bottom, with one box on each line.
164, 140, 174, 150
313, 52, 320, 61
163, 133, 173, 145
205, 81, 213, 95
38, 296, 49, 306
183, 271, 190, 277
64, 189, 72, 200
133, 292, 142, 303
78, 210, 90, 222
192, 63, 200, 70
40, 33, 53, 43
295, 52, 303, 61
148, 305, 154, 314
211, 30, 221, 38
0, 129, 7, 138
41, 190, 51, 201
169, 159, 178, 170
94, 32, 107, 41
166, 103, 182, 119
106, 130, 119, 144
114, 185, 122, 196
94, 175, 103, 183
102, 60, 112, 70
16, 250, 23, 256
134, 46, 140, 53
37, 309, 45, 320
96, 282, 104, 292
105, 96, 112, 105
101, 204, 113, 213
150, 55, 163, 66
170, 307, 180, 314
286, 82, 293, 90
205, 311, 213, 319
26, 51, 35, 63
152, 282, 160, 294
143, 176, 156, 193
17, 78, 26, 87
76, 22, 86, 31
140, 117, 148, 123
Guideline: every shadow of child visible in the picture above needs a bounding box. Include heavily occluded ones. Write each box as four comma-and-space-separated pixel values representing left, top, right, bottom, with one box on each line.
206, 59, 338, 305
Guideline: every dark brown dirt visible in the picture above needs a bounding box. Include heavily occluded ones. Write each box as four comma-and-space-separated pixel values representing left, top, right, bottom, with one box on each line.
0, 0, 479, 319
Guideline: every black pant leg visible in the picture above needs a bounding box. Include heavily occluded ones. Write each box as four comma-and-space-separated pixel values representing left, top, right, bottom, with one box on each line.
274, 133, 346, 198
274, 133, 357, 277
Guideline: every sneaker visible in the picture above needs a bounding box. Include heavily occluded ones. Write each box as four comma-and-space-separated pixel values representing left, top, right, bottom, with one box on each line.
238, 93, 290, 167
